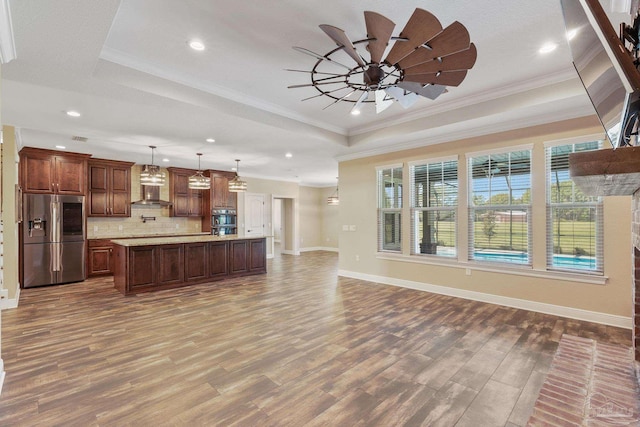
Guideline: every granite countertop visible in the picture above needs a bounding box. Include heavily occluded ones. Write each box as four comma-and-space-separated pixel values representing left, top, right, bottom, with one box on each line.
111, 234, 265, 247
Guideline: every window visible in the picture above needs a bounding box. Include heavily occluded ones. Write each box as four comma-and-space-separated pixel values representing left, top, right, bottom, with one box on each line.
468, 148, 532, 265
546, 141, 603, 273
410, 158, 458, 257
377, 165, 403, 252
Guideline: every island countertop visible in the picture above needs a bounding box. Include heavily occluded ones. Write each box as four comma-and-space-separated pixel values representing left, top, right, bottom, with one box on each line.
111, 234, 261, 247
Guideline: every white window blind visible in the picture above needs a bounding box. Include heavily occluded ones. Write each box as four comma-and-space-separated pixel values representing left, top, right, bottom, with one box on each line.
468, 149, 532, 265
377, 165, 403, 252
546, 141, 603, 274
410, 158, 458, 257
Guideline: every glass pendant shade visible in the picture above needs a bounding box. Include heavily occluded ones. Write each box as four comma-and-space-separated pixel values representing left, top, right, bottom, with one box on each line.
140, 146, 166, 186
228, 159, 247, 193
327, 178, 339, 205
188, 153, 211, 190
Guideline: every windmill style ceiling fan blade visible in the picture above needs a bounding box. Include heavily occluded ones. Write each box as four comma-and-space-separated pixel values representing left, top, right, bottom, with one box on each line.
364, 11, 396, 64
402, 44, 477, 74
319, 25, 366, 67
403, 70, 468, 87
292, 46, 352, 70
385, 86, 419, 109
351, 90, 370, 114
375, 90, 393, 113
384, 8, 442, 65
396, 82, 447, 100
398, 22, 472, 69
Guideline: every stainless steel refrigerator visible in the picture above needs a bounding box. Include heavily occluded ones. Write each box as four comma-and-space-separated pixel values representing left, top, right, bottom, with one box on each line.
23, 194, 86, 288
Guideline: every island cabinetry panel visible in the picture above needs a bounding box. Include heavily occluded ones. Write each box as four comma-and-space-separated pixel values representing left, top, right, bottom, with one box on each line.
168, 168, 203, 217
129, 246, 157, 289
88, 159, 134, 217
185, 242, 208, 282
157, 244, 184, 286
209, 241, 229, 278
249, 238, 266, 273
229, 239, 249, 274
20, 147, 90, 195
87, 239, 115, 276
113, 237, 266, 295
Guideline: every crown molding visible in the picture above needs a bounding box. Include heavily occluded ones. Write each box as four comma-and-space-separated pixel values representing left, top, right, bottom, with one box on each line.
0, 0, 16, 63
348, 68, 579, 137
99, 46, 347, 136
336, 104, 594, 162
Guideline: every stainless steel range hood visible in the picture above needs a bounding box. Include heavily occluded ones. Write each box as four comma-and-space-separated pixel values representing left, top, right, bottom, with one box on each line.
131, 185, 172, 207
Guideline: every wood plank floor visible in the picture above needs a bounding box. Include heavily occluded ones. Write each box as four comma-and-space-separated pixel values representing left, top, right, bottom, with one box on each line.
0, 251, 631, 426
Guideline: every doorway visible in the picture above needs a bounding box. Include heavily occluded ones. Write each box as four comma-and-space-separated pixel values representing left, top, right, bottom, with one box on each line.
272, 196, 297, 256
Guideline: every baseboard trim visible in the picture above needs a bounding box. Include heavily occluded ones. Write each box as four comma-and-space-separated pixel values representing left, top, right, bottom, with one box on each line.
281, 250, 301, 256
300, 247, 339, 253
337, 269, 631, 329
0, 287, 20, 310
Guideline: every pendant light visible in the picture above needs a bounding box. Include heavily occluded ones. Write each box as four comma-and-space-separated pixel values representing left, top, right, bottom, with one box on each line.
228, 159, 247, 192
188, 153, 211, 190
140, 145, 166, 186
327, 177, 339, 205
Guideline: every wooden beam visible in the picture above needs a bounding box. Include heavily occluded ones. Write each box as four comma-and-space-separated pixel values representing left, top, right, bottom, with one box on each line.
569, 146, 640, 196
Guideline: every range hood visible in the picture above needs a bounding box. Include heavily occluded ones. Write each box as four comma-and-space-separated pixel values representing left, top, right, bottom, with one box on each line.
131, 185, 173, 207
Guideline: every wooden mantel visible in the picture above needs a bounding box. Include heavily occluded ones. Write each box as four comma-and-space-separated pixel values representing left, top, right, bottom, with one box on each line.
569, 146, 640, 196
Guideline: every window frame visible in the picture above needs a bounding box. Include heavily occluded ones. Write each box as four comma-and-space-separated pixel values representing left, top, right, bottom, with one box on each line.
545, 138, 604, 274
466, 145, 533, 266
409, 156, 459, 258
377, 164, 404, 253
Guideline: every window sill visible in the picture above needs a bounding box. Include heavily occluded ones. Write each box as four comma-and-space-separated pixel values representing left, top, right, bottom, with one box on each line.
375, 252, 608, 285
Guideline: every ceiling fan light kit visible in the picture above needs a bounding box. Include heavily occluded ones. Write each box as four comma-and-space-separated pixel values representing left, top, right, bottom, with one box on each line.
290, 8, 477, 114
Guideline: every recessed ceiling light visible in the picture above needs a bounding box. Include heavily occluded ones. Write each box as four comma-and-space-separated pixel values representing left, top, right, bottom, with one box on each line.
206, 138, 215, 143
351, 109, 361, 116
66, 110, 81, 117
285, 152, 293, 158
539, 42, 558, 54
566, 29, 578, 41
162, 158, 170, 162
231, 167, 237, 171
55, 145, 66, 149
189, 40, 205, 51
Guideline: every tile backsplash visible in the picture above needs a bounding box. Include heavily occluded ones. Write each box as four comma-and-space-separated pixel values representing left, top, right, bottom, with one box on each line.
88, 207, 202, 238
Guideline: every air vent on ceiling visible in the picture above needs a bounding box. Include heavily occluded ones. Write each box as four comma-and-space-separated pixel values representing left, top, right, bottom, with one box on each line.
71, 136, 88, 142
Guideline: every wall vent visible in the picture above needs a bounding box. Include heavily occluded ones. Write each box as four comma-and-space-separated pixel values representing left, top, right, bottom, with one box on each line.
71, 136, 87, 142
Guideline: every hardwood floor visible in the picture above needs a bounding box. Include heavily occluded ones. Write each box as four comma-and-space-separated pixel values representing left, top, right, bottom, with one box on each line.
0, 251, 631, 426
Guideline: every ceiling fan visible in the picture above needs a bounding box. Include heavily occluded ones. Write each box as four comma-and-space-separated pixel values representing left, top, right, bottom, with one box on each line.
288, 8, 477, 115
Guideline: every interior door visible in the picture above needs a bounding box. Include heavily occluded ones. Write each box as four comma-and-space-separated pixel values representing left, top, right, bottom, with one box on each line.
244, 193, 265, 237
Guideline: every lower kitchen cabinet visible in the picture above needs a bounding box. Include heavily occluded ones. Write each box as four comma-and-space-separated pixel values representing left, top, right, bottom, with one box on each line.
113, 237, 266, 295
87, 239, 115, 276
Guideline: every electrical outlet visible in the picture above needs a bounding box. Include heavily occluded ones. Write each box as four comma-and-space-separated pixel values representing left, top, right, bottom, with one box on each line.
93, 225, 98, 232
175, 224, 179, 229
342, 225, 349, 231
349, 225, 356, 232
355, 255, 360, 261
465, 268, 471, 276
118, 225, 123, 231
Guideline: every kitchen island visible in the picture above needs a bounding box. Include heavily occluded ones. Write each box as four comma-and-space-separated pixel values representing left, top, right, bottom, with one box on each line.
112, 235, 266, 295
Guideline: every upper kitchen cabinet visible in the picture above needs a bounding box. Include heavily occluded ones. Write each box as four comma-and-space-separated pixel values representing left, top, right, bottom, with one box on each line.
20, 147, 90, 195
167, 167, 203, 217
88, 159, 135, 217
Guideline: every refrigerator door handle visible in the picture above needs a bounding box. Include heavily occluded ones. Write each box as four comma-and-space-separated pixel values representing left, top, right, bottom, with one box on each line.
51, 200, 61, 243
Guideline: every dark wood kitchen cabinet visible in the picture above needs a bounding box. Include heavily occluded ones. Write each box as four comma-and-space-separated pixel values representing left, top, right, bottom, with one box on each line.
87, 239, 115, 277
20, 147, 90, 195
88, 159, 134, 217
168, 167, 203, 217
